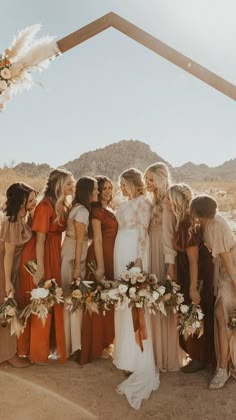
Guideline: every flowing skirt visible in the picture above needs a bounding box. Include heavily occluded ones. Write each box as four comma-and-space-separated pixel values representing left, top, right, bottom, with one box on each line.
113, 228, 160, 409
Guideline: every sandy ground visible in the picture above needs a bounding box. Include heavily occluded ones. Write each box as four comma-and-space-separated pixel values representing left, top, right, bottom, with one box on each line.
0, 358, 236, 420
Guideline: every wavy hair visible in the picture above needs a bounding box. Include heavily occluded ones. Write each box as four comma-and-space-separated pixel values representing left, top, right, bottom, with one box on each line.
93, 175, 113, 207
120, 168, 146, 198
4, 182, 36, 222
145, 162, 171, 228
44, 167, 73, 223
168, 183, 193, 230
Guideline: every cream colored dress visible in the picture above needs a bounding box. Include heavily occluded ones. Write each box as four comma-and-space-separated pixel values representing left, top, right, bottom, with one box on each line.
149, 200, 183, 371
0, 214, 31, 363
204, 213, 236, 377
61, 204, 89, 357
113, 195, 160, 410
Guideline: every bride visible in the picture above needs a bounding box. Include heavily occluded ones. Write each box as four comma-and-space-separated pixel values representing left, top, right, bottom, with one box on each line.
113, 168, 160, 410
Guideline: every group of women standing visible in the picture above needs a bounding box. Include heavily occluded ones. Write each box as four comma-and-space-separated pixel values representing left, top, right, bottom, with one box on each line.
0, 162, 236, 409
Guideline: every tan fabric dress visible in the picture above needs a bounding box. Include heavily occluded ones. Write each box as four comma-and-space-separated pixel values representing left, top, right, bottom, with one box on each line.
61, 204, 89, 357
149, 200, 183, 371
204, 213, 236, 377
0, 215, 31, 363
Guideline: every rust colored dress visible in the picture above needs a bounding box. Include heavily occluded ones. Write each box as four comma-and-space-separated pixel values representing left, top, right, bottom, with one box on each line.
80, 206, 118, 364
18, 198, 66, 363
173, 215, 215, 366
0, 215, 31, 363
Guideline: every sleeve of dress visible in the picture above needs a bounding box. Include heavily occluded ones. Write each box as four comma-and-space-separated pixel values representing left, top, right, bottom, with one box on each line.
32, 201, 52, 234
0, 217, 31, 245
209, 219, 235, 258
135, 197, 152, 260
91, 206, 103, 222
74, 206, 89, 226
162, 199, 177, 264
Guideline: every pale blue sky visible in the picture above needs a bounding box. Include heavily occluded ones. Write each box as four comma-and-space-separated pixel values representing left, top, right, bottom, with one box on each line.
0, 0, 235, 169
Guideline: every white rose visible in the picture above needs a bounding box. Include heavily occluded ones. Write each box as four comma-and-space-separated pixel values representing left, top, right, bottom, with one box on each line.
192, 321, 201, 329
118, 284, 128, 294
180, 304, 189, 314
31, 288, 49, 300
5, 305, 15, 316
107, 288, 119, 300
157, 285, 166, 296
152, 291, 160, 301
120, 272, 130, 281
0, 80, 7, 90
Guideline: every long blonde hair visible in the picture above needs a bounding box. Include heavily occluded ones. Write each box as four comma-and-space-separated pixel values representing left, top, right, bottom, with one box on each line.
168, 183, 193, 230
145, 162, 170, 228
120, 168, 146, 198
44, 168, 73, 223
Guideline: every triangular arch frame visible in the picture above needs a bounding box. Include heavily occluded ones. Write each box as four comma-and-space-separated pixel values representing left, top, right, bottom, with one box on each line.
56, 12, 235, 101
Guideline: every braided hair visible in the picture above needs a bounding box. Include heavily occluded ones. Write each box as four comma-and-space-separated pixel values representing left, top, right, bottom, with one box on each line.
167, 183, 193, 229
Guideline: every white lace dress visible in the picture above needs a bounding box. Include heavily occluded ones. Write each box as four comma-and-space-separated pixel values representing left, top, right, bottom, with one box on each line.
113, 195, 160, 410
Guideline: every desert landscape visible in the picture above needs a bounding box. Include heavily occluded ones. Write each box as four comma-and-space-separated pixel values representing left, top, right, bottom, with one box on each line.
1, 356, 236, 420
1, 140, 236, 420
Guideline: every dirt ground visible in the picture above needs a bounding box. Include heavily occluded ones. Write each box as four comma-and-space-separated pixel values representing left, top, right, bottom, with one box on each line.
0, 357, 236, 420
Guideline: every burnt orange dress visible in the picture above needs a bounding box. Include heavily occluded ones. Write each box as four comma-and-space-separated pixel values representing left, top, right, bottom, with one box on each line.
18, 198, 66, 363
80, 206, 118, 364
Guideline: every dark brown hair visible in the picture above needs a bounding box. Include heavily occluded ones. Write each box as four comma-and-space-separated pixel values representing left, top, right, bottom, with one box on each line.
93, 175, 113, 207
73, 176, 97, 212
190, 195, 217, 219
4, 182, 36, 222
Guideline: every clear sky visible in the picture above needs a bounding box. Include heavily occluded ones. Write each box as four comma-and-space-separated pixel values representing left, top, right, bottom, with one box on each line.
0, 0, 235, 169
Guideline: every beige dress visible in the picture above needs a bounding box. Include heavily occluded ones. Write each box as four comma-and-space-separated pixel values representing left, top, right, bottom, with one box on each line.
204, 213, 236, 377
0, 214, 31, 363
61, 204, 89, 357
149, 200, 183, 371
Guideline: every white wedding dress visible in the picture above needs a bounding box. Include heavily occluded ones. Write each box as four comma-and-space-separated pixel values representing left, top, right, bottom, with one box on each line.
113, 195, 160, 410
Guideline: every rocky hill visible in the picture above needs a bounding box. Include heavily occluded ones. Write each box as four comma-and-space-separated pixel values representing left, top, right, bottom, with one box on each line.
64, 140, 168, 181
1, 140, 236, 184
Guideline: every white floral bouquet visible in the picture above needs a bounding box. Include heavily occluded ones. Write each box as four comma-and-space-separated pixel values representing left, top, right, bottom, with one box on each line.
161, 275, 184, 314
0, 291, 24, 337
107, 263, 168, 315
178, 303, 204, 340
20, 279, 64, 327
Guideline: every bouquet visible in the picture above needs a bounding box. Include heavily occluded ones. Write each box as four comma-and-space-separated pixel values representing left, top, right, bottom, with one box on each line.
178, 303, 204, 340
162, 275, 184, 314
0, 25, 60, 111
20, 279, 64, 327
109, 262, 168, 315
0, 291, 24, 337
87, 260, 117, 315
63, 279, 94, 313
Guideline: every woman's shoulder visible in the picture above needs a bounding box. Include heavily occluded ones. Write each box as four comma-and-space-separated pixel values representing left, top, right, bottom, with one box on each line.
0, 214, 31, 245
70, 204, 89, 219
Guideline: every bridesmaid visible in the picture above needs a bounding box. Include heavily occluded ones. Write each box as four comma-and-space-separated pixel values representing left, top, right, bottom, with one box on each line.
61, 176, 98, 359
190, 195, 236, 389
18, 168, 75, 364
144, 162, 182, 371
0, 183, 36, 367
80, 175, 118, 365
167, 185, 215, 373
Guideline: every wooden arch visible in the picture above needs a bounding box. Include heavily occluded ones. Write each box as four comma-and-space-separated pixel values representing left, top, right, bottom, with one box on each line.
57, 12, 236, 101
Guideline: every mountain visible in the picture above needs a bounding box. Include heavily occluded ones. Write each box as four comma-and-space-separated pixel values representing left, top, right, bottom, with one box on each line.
64, 140, 168, 181
1, 140, 236, 183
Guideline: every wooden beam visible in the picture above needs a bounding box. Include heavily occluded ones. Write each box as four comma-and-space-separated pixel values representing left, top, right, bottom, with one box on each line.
56, 12, 236, 100
57, 13, 113, 53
